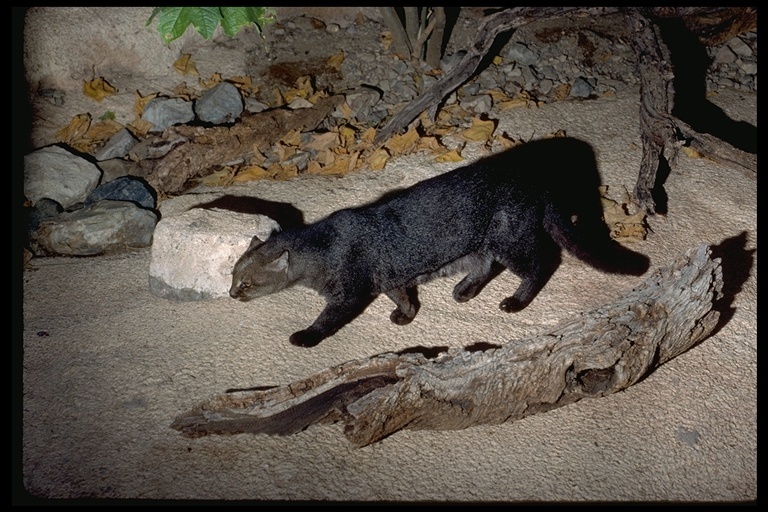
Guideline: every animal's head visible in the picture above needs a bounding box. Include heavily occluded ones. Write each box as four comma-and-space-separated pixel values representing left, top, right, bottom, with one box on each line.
229, 236, 290, 301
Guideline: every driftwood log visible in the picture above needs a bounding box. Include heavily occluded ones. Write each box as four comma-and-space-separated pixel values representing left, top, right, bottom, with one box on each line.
138, 94, 343, 195
373, 7, 756, 214
171, 243, 723, 447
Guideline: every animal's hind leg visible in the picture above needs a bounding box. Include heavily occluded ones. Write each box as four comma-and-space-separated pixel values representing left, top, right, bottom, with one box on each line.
495, 241, 561, 313
452, 259, 505, 302
385, 286, 420, 325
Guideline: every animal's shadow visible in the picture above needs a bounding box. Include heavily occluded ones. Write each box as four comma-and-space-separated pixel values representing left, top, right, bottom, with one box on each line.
191, 195, 306, 231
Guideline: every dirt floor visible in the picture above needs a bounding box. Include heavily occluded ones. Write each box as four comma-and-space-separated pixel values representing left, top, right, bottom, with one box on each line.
17, 7, 756, 503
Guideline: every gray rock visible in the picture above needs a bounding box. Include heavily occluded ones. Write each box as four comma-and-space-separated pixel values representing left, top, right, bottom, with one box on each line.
26, 198, 63, 232
142, 97, 195, 132
440, 50, 466, 73
504, 42, 538, 66
148, 207, 280, 301
24, 145, 102, 209
244, 98, 270, 113
570, 77, 594, 98
33, 200, 157, 255
97, 158, 146, 184
736, 60, 757, 76
93, 128, 138, 161
713, 45, 737, 65
195, 81, 244, 124
459, 94, 492, 115
727, 36, 753, 58
85, 176, 156, 210
538, 79, 554, 95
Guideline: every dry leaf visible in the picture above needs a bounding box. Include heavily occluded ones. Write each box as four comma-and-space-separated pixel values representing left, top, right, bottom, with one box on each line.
171, 82, 197, 101
195, 167, 234, 187
682, 146, 704, 158
492, 56, 503, 65
281, 129, 302, 147
493, 132, 522, 150
56, 114, 91, 144
83, 78, 117, 102
338, 125, 356, 149
306, 160, 323, 174
600, 187, 648, 242
361, 127, 377, 144
485, 89, 513, 103
551, 83, 571, 100
274, 164, 298, 181
346, 151, 360, 173
232, 165, 272, 182
200, 72, 223, 88
416, 136, 443, 153
127, 118, 154, 139
316, 148, 336, 166
316, 156, 350, 176
460, 118, 496, 141
435, 149, 463, 163
251, 146, 267, 165
327, 51, 345, 70
133, 91, 158, 116
380, 30, 393, 49
384, 128, 420, 155
367, 148, 390, 171
229, 75, 256, 96
173, 54, 199, 76
303, 132, 340, 152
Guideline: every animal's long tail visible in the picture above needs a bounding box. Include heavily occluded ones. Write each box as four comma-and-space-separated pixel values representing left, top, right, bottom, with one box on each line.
544, 203, 650, 276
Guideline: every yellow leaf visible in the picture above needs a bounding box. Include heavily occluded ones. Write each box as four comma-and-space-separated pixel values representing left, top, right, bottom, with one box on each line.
85, 119, 124, 143
316, 149, 336, 166
485, 89, 513, 103
492, 56, 503, 65
56, 114, 91, 144
384, 128, 420, 155
272, 87, 285, 107
200, 72, 223, 88
306, 90, 327, 104
229, 75, 255, 96
327, 51, 345, 70
127, 118, 154, 139
173, 54, 199, 76
435, 149, 463, 163
339, 125, 356, 148
417, 136, 443, 153
83, 78, 117, 101
196, 168, 234, 187
552, 83, 571, 100
283, 87, 307, 104
251, 146, 267, 165
346, 151, 360, 172
171, 82, 196, 101
133, 91, 158, 116
274, 164, 298, 181
380, 30, 393, 49
306, 160, 323, 174
367, 148, 390, 171
682, 146, 704, 158
303, 132, 340, 152
281, 129, 302, 147
233, 165, 272, 182
460, 117, 496, 141
361, 127, 377, 144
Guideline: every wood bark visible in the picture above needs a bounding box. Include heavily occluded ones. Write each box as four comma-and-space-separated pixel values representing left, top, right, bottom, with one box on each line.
626, 7, 756, 214
139, 94, 343, 196
373, 6, 756, 213
171, 243, 723, 447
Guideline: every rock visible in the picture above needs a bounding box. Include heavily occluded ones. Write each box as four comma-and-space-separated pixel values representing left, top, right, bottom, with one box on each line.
142, 97, 195, 132
148, 208, 280, 301
85, 176, 156, 210
26, 198, 63, 233
344, 86, 382, 121
504, 42, 538, 66
570, 77, 594, 98
24, 145, 102, 209
97, 158, 146, 184
713, 45, 737, 65
727, 36, 753, 58
33, 200, 157, 256
195, 81, 244, 124
459, 94, 492, 115
93, 128, 138, 161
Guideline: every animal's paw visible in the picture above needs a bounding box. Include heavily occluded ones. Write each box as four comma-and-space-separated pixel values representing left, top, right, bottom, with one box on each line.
289, 329, 324, 347
499, 297, 526, 313
390, 309, 414, 325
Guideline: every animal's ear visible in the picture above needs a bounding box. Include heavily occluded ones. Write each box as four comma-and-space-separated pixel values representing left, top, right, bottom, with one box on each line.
264, 251, 289, 272
246, 235, 266, 251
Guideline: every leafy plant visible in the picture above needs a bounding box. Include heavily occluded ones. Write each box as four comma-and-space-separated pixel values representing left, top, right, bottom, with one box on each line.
147, 7, 276, 43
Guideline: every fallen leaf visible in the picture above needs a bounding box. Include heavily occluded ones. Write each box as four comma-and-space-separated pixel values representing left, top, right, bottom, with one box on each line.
460, 117, 496, 141
281, 129, 302, 147
127, 118, 154, 139
327, 51, 345, 70
83, 77, 117, 101
232, 165, 272, 182
195, 167, 234, 187
274, 163, 298, 181
229, 75, 256, 96
384, 128, 420, 155
416, 136, 443, 153
173, 54, 199, 76
367, 148, 390, 171
338, 125, 356, 149
435, 149, 463, 163
200, 72, 223, 88
551, 83, 571, 100
380, 30, 393, 49
682, 146, 704, 158
485, 89, 513, 103
492, 55, 503, 65
303, 132, 340, 152
171, 82, 197, 101
56, 114, 91, 144
306, 160, 323, 174
361, 127, 377, 144
493, 132, 522, 150
600, 187, 648, 242
133, 91, 158, 117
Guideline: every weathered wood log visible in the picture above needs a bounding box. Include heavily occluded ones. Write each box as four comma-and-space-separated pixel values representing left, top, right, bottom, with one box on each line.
171, 243, 723, 447
626, 7, 757, 214
140, 94, 344, 195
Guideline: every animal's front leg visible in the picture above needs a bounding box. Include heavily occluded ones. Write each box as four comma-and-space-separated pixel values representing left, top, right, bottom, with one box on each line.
289, 296, 375, 347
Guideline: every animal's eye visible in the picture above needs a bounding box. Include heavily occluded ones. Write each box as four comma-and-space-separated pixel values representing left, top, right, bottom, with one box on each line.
239, 282, 251, 290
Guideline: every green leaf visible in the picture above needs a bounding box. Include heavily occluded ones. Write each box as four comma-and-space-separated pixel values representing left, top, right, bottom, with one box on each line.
148, 7, 276, 43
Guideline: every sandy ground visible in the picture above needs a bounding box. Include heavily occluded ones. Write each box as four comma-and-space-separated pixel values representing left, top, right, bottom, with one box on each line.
17, 8, 756, 503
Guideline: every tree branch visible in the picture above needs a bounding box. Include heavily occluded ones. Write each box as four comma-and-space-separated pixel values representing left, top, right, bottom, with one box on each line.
172, 243, 723, 447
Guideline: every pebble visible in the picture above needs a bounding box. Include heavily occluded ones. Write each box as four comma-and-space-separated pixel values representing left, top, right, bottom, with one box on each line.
142, 97, 195, 132
195, 81, 244, 124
